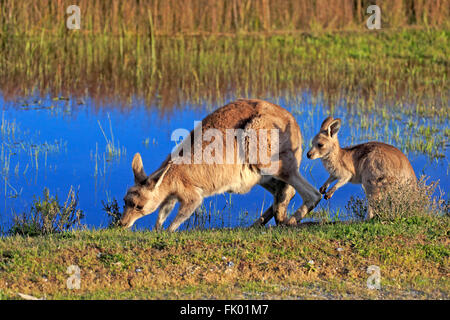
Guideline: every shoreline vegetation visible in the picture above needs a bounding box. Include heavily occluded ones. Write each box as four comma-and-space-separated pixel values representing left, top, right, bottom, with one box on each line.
0, 0, 448, 112
0, 0, 448, 119
1, 29, 448, 112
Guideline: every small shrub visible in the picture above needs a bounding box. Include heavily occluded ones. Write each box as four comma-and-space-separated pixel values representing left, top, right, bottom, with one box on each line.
346, 176, 448, 222
102, 198, 122, 228
345, 196, 368, 221
9, 187, 84, 236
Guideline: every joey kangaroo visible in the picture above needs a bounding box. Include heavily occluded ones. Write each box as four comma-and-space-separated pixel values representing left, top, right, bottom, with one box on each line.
119, 99, 322, 231
307, 117, 417, 219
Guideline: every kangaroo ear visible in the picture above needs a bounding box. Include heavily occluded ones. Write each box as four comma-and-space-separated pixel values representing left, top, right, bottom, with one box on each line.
149, 164, 171, 189
132, 153, 147, 184
155, 165, 171, 189
328, 119, 341, 137
320, 116, 334, 131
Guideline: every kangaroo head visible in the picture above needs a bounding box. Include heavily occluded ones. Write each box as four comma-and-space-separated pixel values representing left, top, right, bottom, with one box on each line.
119, 153, 170, 228
307, 117, 341, 160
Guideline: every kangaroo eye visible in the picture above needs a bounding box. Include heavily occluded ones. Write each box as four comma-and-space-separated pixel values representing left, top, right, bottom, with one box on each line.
136, 205, 144, 211
125, 199, 134, 207
318, 143, 324, 148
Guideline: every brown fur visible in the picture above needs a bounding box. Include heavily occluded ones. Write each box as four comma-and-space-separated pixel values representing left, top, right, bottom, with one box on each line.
307, 116, 417, 219
120, 99, 322, 231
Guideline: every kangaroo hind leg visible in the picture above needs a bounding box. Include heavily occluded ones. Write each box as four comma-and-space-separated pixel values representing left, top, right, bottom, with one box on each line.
253, 179, 296, 226
278, 170, 322, 226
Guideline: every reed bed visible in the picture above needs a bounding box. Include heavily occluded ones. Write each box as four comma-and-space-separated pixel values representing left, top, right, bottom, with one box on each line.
1, 0, 449, 35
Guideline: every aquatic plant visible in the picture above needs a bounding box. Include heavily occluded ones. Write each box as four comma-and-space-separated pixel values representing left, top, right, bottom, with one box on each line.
0, 112, 67, 197
97, 113, 126, 161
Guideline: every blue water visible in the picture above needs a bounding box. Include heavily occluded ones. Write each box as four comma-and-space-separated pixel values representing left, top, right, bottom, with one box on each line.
0, 94, 448, 231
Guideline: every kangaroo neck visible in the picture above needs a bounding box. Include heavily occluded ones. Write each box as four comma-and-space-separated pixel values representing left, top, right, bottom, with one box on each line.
321, 143, 349, 176
324, 140, 342, 161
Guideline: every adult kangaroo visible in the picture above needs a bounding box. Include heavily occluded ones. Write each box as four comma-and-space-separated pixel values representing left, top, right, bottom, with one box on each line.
120, 99, 321, 231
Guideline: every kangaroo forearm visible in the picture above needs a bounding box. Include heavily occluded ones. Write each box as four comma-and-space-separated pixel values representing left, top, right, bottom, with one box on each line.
324, 177, 351, 200
332, 178, 351, 191
320, 176, 336, 194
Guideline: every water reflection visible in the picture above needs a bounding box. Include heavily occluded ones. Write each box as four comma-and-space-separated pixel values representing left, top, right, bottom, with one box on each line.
0, 93, 448, 231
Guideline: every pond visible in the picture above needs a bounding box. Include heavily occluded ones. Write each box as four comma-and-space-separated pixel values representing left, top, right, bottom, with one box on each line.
1, 92, 448, 231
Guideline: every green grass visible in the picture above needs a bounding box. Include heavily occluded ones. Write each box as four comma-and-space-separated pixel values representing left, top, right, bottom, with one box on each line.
0, 215, 448, 299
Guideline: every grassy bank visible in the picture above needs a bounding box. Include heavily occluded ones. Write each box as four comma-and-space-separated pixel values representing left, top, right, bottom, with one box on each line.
0, 215, 448, 299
